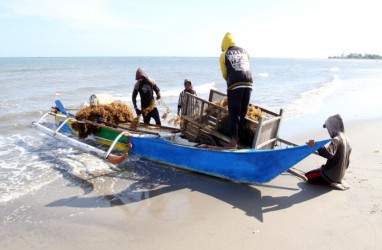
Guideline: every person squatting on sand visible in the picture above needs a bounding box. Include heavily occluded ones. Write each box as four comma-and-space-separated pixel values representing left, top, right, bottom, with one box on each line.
306, 114, 352, 190
219, 32, 253, 148
177, 78, 196, 116
132, 67, 162, 125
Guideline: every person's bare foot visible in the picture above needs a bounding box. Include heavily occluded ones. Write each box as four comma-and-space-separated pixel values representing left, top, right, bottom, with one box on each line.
330, 182, 349, 191
340, 180, 350, 189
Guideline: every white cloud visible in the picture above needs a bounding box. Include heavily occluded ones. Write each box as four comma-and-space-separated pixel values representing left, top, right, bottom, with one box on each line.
1, 0, 382, 57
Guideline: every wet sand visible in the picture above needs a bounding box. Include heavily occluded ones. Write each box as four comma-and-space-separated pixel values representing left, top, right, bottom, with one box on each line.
1, 118, 381, 249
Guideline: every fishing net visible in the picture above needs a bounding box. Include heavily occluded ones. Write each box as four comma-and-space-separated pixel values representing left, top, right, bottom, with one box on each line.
72, 102, 134, 138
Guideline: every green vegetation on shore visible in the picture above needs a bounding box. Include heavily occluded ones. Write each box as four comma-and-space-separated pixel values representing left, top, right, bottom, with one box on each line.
329, 53, 382, 59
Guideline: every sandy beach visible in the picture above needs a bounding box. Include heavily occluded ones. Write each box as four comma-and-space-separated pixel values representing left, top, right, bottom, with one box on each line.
1, 117, 381, 250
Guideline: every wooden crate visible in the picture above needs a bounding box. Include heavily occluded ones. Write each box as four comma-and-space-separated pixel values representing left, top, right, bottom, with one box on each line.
181, 89, 283, 149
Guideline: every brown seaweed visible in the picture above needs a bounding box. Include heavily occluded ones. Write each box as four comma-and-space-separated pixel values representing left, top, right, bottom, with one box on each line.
72, 102, 134, 138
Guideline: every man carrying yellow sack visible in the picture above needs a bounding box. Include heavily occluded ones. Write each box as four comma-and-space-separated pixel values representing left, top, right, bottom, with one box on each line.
220, 32, 253, 148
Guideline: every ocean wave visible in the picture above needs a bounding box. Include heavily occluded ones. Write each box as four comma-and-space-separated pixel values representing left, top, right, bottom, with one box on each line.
1, 67, 66, 74
161, 81, 217, 98
0, 94, 67, 113
194, 82, 217, 94
159, 87, 184, 98
0, 108, 48, 125
0, 134, 58, 203
0, 132, 119, 203
329, 67, 340, 72
255, 72, 270, 78
283, 75, 343, 119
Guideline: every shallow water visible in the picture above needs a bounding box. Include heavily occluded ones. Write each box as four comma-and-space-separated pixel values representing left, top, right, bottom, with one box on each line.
1, 57, 381, 203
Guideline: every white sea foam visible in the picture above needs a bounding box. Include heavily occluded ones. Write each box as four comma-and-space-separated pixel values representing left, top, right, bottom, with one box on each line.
159, 87, 184, 98
159, 81, 216, 98
194, 82, 217, 94
0, 134, 58, 203
329, 67, 340, 72
0, 132, 117, 203
283, 75, 343, 119
323, 77, 382, 121
255, 72, 270, 78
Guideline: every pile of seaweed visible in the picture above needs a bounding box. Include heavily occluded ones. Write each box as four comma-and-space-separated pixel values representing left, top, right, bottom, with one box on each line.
209, 97, 264, 147
211, 96, 263, 121
72, 102, 134, 138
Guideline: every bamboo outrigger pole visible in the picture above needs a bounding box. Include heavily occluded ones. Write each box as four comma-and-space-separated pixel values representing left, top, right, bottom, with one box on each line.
32, 112, 128, 165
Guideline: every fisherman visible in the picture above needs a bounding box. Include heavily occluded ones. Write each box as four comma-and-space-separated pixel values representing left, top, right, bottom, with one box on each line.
132, 67, 162, 125
219, 32, 253, 148
306, 114, 352, 190
177, 78, 197, 116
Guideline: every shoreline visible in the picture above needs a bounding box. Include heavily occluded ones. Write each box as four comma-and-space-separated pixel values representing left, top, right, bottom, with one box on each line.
1, 117, 382, 249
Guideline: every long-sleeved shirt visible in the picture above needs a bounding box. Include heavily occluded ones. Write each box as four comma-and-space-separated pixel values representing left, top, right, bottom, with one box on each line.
219, 32, 253, 91
132, 77, 160, 109
318, 114, 352, 183
177, 88, 196, 115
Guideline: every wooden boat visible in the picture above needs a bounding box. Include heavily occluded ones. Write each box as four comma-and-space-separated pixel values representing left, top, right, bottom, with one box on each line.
121, 136, 329, 183
32, 95, 330, 184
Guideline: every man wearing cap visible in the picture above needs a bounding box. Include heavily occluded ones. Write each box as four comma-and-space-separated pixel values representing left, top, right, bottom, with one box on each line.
132, 67, 161, 125
305, 114, 352, 190
220, 32, 253, 148
177, 78, 196, 116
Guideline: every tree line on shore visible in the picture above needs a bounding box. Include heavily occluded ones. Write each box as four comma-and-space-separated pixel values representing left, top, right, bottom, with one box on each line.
329, 53, 382, 59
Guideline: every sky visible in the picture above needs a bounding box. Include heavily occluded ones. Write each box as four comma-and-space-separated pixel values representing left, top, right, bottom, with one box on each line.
1, 0, 382, 58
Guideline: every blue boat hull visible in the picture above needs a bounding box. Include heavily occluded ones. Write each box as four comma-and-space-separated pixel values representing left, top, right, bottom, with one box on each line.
128, 136, 330, 184
52, 99, 330, 184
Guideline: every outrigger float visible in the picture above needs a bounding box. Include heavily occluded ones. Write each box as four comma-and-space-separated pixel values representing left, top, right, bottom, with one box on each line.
32, 90, 329, 184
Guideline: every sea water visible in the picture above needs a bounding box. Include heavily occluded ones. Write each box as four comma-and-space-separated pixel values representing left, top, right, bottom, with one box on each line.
1, 57, 382, 203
